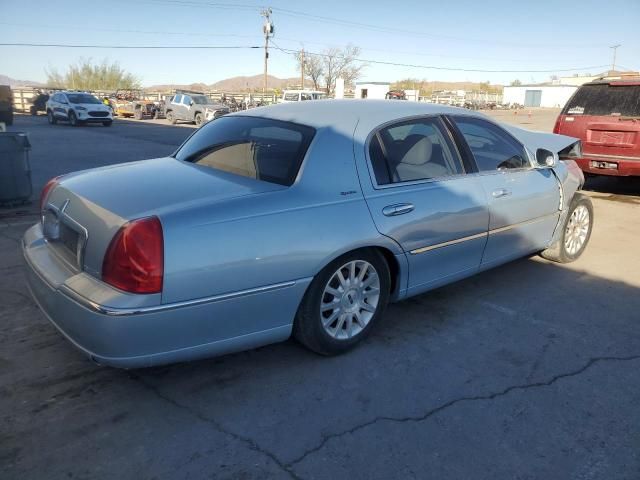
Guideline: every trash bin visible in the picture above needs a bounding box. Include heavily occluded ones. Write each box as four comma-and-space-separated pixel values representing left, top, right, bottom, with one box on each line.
0, 132, 32, 206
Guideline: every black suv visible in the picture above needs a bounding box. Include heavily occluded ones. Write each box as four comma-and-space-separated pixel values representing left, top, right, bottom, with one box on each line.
165, 93, 229, 126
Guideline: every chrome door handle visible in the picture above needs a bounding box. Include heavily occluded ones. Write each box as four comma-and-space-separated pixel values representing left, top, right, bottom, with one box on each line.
382, 203, 415, 216
492, 188, 512, 198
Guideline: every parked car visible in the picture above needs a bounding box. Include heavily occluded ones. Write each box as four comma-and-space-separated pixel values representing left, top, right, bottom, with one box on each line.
165, 93, 229, 126
110, 89, 162, 120
0, 85, 13, 125
29, 91, 50, 116
281, 90, 327, 102
46, 91, 113, 126
24, 100, 591, 367
553, 77, 640, 177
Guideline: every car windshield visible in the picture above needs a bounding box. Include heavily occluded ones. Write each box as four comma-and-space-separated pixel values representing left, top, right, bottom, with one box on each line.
67, 94, 102, 105
174, 116, 315, 186
563, 84, 640, 117
192, 95, 215, 105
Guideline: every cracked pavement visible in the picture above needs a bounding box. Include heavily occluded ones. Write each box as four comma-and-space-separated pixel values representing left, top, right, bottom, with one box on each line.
1, 114, 640, 479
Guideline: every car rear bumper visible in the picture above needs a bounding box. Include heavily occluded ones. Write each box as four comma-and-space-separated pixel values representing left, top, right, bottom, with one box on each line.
23, 223, 308, 368
575, 155, 640, 177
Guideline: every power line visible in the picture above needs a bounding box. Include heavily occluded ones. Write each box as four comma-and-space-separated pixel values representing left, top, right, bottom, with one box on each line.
273, 46, 610, 74
0, 42, 261, 49
0, 21, 261, 39
124, 0, 608, 49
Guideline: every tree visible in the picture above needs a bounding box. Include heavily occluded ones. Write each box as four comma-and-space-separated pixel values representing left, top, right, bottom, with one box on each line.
321, 44, 365, 95
296, 51, 324, 91
510, 79, 522, 86
46, 58, 140, 91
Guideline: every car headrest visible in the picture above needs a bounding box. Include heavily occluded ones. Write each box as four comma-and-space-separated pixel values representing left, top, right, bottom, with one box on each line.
400, 136, 433, 166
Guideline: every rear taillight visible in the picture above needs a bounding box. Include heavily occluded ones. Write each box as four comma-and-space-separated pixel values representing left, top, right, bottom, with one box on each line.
552, 116, 562, 134
40, 176, 62, 211
102, 216, 164, 294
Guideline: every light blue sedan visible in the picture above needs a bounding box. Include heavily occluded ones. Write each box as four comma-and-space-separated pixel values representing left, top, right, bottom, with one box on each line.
23, 100, 593, 367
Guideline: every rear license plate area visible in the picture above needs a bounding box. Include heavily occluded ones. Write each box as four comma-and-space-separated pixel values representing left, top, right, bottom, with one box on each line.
590, 160, 618, 170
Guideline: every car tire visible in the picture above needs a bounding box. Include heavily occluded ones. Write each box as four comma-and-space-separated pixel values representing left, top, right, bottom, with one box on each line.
69, 111, 79, 127
294, 249, 391, 356
166, 111, 176, 124
541, 193, 594, 263
102, 120, 112, 127
47, 110, 57, 125
134, 109, 143, 120
194, 112, 204, 126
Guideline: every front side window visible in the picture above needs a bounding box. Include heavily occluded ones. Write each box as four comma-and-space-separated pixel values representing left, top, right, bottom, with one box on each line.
368, 117, 463, 185
452, 116, 529, 171
182, 95, 192, 105
174, 116, 315, 186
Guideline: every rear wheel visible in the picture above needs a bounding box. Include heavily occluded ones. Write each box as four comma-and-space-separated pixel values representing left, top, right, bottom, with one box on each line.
294, 249, 390, 355
166, 111, 176, 124
541, 193, 593, 263
47, 110, 57, 125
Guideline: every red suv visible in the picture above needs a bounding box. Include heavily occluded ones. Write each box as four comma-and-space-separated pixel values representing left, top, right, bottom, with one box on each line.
553, 78, 640, 177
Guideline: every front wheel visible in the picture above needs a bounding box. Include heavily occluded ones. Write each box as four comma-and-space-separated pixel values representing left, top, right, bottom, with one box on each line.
294, 249, 390, 355
102, 120, 112, 127
541, 193, 593, 263
194, 112, 204, 126
68, 111, 79, 126
47, 110, 57, 125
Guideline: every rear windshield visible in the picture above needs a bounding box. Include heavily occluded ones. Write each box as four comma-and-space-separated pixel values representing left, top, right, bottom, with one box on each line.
563, 84, 640, 117
174, 116, 315, 186
67, 94, 101, 104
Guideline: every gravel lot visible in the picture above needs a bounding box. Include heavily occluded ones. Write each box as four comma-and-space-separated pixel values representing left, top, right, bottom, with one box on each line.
1, 109, 639, 480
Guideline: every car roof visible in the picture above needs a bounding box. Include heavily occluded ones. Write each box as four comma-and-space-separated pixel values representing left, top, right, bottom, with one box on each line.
234, 99, 469, 131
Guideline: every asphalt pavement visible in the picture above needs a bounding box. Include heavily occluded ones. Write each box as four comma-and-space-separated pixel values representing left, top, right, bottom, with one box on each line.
1, 111, 639, 480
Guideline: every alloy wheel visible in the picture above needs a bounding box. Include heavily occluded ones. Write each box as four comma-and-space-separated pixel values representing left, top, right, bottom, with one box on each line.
564, 204, 590, 256
320, 260, 380, 340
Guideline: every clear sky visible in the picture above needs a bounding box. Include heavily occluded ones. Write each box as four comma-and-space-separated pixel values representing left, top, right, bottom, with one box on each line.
1, 0, 638, 87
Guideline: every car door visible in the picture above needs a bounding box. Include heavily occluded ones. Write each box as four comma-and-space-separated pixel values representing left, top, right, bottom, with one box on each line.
181, 95, 193, 120
356, 116, 489, 297
171, 94, 184, 119
448, 115, 561, 268
53, 94, 68, 120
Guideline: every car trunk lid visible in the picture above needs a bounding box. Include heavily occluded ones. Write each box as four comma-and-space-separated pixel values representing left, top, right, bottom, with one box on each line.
555, 82, 640, 162
44, 157, 285, 278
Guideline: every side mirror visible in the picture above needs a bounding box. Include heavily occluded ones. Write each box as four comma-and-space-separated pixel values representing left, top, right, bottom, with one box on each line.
536, 148, 557, 168
189, 101, 194, 106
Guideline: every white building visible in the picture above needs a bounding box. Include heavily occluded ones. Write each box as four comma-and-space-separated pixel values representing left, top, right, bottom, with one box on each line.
354, 82, 390, 100
502, 84, 577, 108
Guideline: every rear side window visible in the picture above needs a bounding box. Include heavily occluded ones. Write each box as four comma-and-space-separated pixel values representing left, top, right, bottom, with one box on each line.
175, 116, 315, 186
368, 117, 463, 185
563, 84, 640, 116
452, 116, 529, 172
173, 94, 182, 104
284, 93, 299, 101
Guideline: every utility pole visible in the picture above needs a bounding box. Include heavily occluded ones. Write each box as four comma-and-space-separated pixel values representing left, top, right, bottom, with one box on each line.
610, 44, 621, 72
300, 48, 305, 90
261, 8, 274, 97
